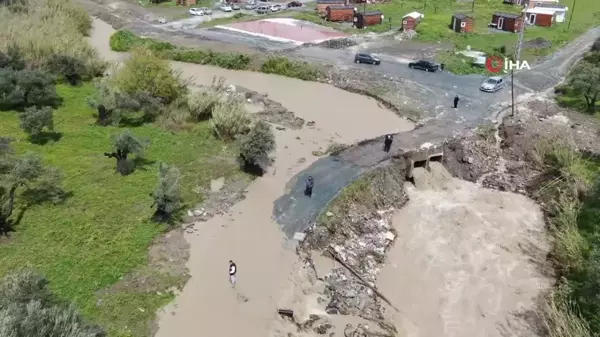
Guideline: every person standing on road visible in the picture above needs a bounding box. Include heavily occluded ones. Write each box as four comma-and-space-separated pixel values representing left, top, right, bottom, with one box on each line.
453, 95, 460, 109
305, 176, 314, 197
383, 134, 393, 153
229, 260, 237, 287
440, 63, 445, 72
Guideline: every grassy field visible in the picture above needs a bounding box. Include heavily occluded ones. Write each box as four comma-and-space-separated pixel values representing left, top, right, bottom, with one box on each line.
0, 83, 245, 336
373, 0, 599, 71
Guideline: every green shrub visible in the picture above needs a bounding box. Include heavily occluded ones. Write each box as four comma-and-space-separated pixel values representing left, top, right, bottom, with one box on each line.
114, 48, 186, 104
187, 76, 228, 120
109, 30, 139, 52
166, 49, 251, 70
0, 44, 26, 70
44, 54, 87, 85
260, 56, 322, 81
109, 30, 176, 52
0, 269, 105, 337
541, 281, 593, 337
209, 100, 250, 141
239, 120, 275, 174
150, 162, 181, 222
19, 106, 54, 137
0, 68, 60, 110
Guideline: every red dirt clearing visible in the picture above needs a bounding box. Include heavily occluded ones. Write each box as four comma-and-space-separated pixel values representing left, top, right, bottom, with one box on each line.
222, 19, 349, 43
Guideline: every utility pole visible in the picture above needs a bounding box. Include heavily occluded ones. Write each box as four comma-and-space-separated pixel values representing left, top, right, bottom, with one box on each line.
511, 10, 526, 117
363, 0, 366, 13
471, 0, 475, 14
568, 0, 576, 29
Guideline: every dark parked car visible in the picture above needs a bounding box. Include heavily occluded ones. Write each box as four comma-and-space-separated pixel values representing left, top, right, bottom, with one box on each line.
408, 60, 439, 72
287, 1, 302, 7
354, 53, 380, 65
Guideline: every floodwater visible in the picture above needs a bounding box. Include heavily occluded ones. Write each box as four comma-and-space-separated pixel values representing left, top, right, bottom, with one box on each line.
379, 163, 551, 337
88, 18, 413, 337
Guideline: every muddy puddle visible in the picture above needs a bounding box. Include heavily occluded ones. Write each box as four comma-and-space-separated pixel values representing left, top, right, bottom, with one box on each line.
379, 162, 551, 337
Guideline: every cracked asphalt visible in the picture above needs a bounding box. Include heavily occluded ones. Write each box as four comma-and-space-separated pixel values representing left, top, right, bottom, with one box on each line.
78, 0, 600, 236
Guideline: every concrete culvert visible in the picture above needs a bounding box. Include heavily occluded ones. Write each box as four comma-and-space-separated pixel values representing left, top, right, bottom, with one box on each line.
429, 154, 443, 162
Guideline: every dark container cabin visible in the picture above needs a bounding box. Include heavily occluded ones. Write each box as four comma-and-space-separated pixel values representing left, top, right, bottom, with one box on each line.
326, 5, 355, 22
490, 12, 524, 32
353, 10, 383, 29
450, 13, 474, 33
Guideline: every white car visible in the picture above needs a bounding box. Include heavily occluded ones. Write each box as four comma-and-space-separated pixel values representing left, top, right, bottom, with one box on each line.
232, 3, 240, 9
270, 4, 282, 11
480, 76, 505, 93
188, 7, 204, 15
200, 7, 212, 14
245, 3, 257, 9
219, 4, 232, 11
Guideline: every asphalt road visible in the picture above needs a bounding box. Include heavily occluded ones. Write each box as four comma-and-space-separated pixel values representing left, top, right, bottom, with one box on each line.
273, 28, 600, 237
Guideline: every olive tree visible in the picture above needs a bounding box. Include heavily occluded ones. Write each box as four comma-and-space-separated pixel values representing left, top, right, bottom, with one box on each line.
568, 61, 600, 113
0, 269, 106, 337
239, 120, 275, 175
150, 162, 181, 222
87, 79, 162, 126
18, 106, 54, 138
103, 129, 149, 176
0, 138, 63, 232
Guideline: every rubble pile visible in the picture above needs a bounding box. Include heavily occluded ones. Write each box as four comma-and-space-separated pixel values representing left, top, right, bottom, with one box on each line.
323, 207, 397, 319
442, 130, 501, 183
394, 30, 417, 41
234, 85, 306, 129
301, 163, 409, 323
317, 38, 359, 49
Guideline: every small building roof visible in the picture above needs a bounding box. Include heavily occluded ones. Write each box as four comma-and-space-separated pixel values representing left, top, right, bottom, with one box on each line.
358, 10, 383, 16
526, 7, 562, 14
494, 12, 522, 19
402, 11, 424, 20
453, 13, 472, 20
316, 0, 345, 4
534, 3, 568, 10
327, 5, 355, 9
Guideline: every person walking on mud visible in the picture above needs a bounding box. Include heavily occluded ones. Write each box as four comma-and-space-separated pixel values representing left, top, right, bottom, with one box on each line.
383, 134, 393, 153
453, 95, 460, 109
305, 176, 314, 197
229, 260, 237, 287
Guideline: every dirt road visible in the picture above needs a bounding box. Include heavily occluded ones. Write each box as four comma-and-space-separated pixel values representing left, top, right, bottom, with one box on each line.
379, 163, 551, 337
89, 18, 414, 337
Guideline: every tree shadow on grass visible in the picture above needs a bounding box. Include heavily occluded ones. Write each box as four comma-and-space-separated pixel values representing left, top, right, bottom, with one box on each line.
133, 157, 156, 172
29, 132, 63, 145
1, 186, 73, 237
119, 115, 147, 128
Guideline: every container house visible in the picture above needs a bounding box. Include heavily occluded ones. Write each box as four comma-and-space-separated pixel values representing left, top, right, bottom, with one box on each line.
490, 12, 524, 32
450, 13, 474, 33
532, 3, 568, 22
353, 10, 384, 29
401, 11, 423, 31
316, 0, 346, 14
526, 7, 558, 26
326, 5, 356, 22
